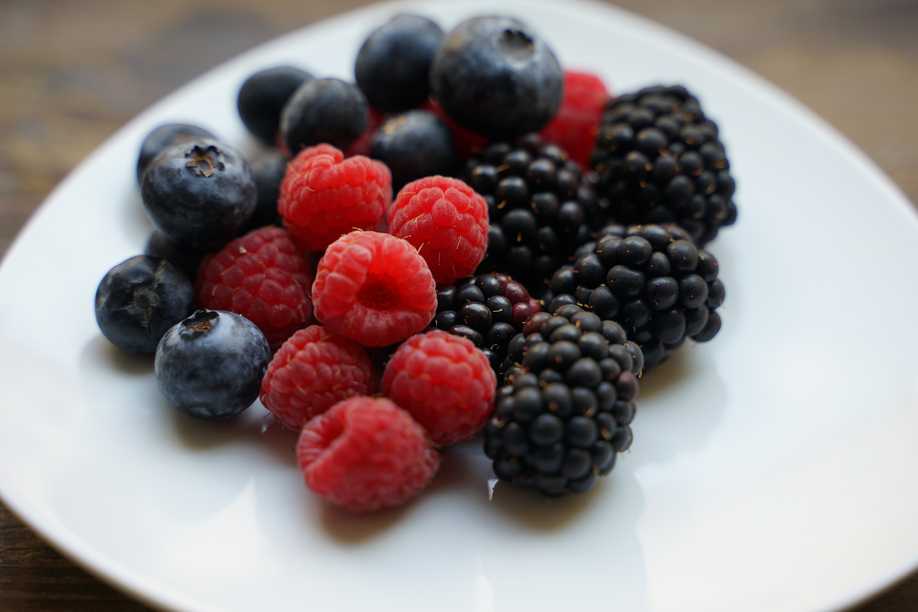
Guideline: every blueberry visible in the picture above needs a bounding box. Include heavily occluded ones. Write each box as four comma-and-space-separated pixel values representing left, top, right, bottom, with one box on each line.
237, 65, 313, 145
430, 16, 562, 138
143, 231, 204, 279
155, 310, 271, 419
95, 255, 194, 354
370, 110, 456, 188
246, 151, 287, 229
355, 14, 444, 113
136, 123, 215, 185
280, 78, 368, 153
141, 139, 256, 251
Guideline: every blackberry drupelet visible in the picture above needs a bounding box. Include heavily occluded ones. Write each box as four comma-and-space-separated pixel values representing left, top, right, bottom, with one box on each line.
591, 84, 738, 245
433, 273, 540, 375
483, 304, 642, 496
548, 223, 725, 370
467, 134, 601, 291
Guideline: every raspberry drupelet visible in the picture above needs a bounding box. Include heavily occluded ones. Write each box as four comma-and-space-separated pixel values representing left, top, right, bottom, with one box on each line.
312, 231, 437, 347
278, 144, 391, 252
387, 176, 488, 286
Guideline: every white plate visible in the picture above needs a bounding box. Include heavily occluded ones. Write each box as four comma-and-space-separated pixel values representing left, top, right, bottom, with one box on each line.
2, 1, 918, 610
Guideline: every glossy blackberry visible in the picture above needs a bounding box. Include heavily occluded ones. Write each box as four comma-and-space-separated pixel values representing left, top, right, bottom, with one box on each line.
548, 223, 725, 370
591, 84, 738, 245
467, 134, 601, 291
433, 273, 540, 374
483, 305, 642, 496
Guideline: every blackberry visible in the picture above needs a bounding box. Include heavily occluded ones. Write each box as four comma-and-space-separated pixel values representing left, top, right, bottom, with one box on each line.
548, 223, 725, 370
433, 273, 540, 375
467, 134, 600, 291
591, 84, 738, 245
483, 305, 642, 496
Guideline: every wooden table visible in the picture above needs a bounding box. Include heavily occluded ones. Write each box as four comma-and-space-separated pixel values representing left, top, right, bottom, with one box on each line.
1, 1, 916, 610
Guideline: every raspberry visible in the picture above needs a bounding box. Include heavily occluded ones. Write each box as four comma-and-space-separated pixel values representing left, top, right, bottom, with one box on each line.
278, 144, 391, 252
540, 70, 610, 167
382, 331, 495, 446
387, 177, 488, 286
312, 231, 437, 347
424, 99, 486, 159
260, 325, 377, 429
196, 227, 313, 349
297, 396, 440, 512
345, 107, 384, 157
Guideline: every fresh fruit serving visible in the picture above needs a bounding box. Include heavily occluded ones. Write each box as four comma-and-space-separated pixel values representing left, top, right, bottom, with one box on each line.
95, 11, 735, 514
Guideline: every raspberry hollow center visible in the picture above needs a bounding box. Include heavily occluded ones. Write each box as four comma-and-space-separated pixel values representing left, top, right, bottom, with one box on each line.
357, 278, 400, 310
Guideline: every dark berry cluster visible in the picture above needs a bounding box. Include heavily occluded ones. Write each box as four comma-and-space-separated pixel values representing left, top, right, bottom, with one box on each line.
467, 134, 601, 290
484, 305, 642, 496
548, 224, 724, 369
433, 273, 540, 374
591, 84, 738, 245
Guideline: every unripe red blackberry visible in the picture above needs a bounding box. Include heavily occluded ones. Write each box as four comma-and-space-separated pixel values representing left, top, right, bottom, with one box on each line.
433, 272, 540, 375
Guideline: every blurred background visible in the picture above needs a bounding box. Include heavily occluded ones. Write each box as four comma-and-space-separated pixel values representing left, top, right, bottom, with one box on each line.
1, 0, 916, 610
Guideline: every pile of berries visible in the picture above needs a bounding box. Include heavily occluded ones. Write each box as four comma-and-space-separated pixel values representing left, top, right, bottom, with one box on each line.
95, 11, 736, 513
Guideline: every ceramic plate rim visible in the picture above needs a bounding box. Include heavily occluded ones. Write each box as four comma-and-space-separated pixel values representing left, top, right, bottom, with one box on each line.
2, 1, 917, 611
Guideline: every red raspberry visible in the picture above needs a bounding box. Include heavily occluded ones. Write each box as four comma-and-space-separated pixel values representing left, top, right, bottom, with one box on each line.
382, 330, 496, 446
424, 99, 487, 160
260, 325, 377, 429
297, 396, 440, 512
196, 227, 312, 349
278, 144, 391, 252
540, 70, 610, 167
387, 177, 488, 286
312, 231, 436, 347
345, 107, 384, 157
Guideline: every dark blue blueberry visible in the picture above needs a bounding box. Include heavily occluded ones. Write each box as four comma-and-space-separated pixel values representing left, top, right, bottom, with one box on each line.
141, 139, 256, 251
430, 16, 562, 138
246, 151, 287, 229
280, 78, 368, 153
95, 255, 194, 354
144, 230, 205, 279
155, 310, 271, 419
237, 65, 313, 146
370, 110, 456, 188
136, 123, 215, 185
355, 14, 444, 113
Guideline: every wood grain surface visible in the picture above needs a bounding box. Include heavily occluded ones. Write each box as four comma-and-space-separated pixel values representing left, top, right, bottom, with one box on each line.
1, 1, 916, 610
